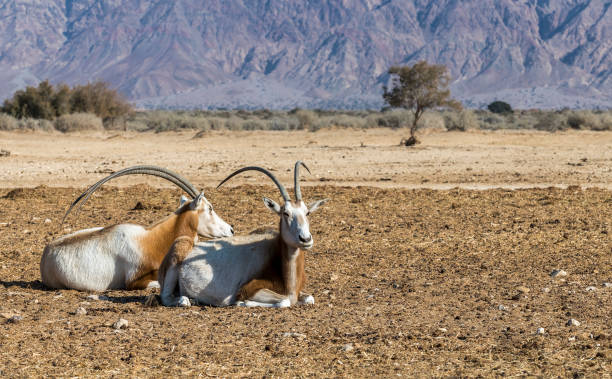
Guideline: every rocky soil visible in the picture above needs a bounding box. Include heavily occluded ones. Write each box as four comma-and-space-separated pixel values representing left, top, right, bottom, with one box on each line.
0, 185, 610, 377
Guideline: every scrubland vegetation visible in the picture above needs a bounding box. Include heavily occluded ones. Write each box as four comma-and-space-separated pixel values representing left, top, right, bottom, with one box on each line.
1, 107, 610, 133
1, 79, 609, 134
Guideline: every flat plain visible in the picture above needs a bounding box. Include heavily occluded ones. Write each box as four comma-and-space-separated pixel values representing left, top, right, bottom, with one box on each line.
0, 128, 610, 376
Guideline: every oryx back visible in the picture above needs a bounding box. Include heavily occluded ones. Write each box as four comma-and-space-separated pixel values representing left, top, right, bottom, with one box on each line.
179, 233, 278, 306
41, 224, 145, 291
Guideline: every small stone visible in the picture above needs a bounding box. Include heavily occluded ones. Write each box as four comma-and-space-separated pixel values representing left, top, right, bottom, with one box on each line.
44, 218, 52, 224
282, 332, 306, 339
568, 336, 576, 341
498, 304, 507, 311
1, 265, 6, 269
23, 229, 31, 234
517, 286, 530, 293
567, 319, 581, 327
603, 283, 612, 288
330, 273, 338, 281
550, 269, 568, 278
341, 343, 354, 352
86, 294, 108, 301
536, 327, 545, 335
8, 315, 22, 323
585, 286, 597, 292
113, 318, 129, 330
74, 307, 87, 316
542, 287, 551, 293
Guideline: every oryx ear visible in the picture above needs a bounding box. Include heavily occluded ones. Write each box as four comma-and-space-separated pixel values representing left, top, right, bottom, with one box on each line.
191, 192, 204, 210
263, 197, 281, 214
179, 195, 189, 207
307, 199, 328, 214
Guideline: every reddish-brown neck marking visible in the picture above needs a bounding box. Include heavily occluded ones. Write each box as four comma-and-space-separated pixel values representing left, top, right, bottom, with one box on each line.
139, 205, 199, 269
279, 236, 305, 301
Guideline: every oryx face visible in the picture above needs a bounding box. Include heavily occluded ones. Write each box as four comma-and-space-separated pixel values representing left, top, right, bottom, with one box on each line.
181, 194, 234, 238
264, 198, 327, 250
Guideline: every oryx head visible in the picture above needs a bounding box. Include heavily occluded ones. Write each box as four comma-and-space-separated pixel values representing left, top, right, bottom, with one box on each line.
63, 165, 234, 239
179, 193, 234, 238
218, 161, 327, 249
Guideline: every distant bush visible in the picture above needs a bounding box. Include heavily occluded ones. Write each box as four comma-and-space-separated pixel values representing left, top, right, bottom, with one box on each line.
69, 82, 132, 120
533, 111, 567, 131
443, 110, 479, 131
54, 113, 103, 133
487, 101, 513, 114
1, 80, 131, 121
0, 113, 18, 130
2, 105, 610, 133
0, 113, 54, 131
566, 110, 612, 131
375, 111, 413, 129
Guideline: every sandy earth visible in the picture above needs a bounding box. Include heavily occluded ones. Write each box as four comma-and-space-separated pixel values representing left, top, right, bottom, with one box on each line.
0, 129, 611, 377
1, 128, 611, 189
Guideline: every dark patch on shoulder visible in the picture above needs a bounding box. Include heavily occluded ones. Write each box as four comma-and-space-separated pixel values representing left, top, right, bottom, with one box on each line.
249, 227, 278, 235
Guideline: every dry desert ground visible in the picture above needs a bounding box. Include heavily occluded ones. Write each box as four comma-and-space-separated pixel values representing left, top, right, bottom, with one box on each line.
0, 128, 610, 377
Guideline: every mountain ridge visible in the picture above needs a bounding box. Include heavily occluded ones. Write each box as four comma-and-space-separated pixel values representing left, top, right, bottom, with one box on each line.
0, 0, 610, 109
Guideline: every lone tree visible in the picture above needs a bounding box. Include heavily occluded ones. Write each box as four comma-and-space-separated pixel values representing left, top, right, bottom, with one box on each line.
383, 61, 461, 145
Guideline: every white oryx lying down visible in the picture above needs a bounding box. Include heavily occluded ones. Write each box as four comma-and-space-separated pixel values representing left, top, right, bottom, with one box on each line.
158, 161, 327, 308
40, 166, 234, 291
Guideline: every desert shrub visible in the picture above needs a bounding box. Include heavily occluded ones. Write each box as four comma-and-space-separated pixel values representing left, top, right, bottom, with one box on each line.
566, 110, 612, 130
443, 110, 479, 131
293, 109, 317, 130
140, 111, 210, 132
241, 119, 267, 130
597, 112, 612, 131
268, 117, 299, 131
376, 111, 413, 129
533, 111, 567, 131
2, 80, 131, 121
329, 114, 366, 128
420, 113, 445, 130
224, 116, 244, 131
488, 101, 513, 114
70, 81, 132, 120
24, 118, 54, 131
0, 113, 18, 130
1, 80, 56, 119
54, 113, 103, 133
479, 113, 506, 129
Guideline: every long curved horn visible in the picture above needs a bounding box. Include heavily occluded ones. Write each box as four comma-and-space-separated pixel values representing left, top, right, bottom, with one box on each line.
62, 166, 199, 225
217, 166, 290, 202
293, 160, 311, 202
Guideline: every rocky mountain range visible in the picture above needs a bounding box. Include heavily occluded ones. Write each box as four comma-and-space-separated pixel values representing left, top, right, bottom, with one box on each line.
0, 0, 610, 109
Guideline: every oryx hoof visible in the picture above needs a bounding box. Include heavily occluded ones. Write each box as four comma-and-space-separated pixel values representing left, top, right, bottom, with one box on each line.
177, 296, 191, 307
300, 295, 315, 305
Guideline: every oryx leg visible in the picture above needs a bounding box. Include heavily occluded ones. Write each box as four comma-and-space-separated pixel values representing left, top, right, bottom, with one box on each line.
236, 288, 291, 308
158, 236, 194, 307
127, 271, 158, 290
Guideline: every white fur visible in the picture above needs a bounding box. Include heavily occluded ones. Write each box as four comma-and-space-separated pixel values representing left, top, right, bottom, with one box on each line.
178, 234, 278, 306
41, 225, 145, 291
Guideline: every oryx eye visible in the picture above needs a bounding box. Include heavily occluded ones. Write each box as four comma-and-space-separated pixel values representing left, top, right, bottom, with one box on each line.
283, 211, 290, 217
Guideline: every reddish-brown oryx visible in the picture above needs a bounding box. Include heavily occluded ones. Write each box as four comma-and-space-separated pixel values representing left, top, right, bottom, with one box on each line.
40, 166, 233, 291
